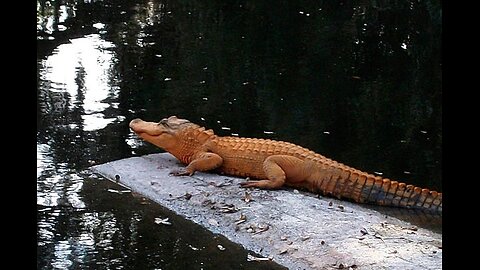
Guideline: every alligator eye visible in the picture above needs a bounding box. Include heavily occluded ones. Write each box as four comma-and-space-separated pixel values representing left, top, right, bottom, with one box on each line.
158, 119, 170, 127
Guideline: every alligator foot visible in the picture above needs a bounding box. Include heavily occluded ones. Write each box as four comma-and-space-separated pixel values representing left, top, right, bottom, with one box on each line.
239, 180, 260, 188
240, 180, 283, 189
169, 168, 194, 176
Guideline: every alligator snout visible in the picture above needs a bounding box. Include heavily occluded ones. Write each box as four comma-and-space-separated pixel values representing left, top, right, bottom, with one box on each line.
129, 118, 143, 129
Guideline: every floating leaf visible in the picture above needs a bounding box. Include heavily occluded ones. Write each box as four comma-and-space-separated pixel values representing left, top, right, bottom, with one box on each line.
107, 189, 131, 194
188, 244, 199, 251
154, 217, 172, 226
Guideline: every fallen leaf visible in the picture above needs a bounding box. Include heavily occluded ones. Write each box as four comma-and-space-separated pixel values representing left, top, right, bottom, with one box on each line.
247, 254, 271, 262
188, 244, 199, 251
202, 199, 215, 207
208, 219, 219, 226
301, 236, 310, 241
220, 203, 239, 213
244, 192, 253, 203
235, 213, 247, 225
216, 179, 233, 187
254, 224, 269, 234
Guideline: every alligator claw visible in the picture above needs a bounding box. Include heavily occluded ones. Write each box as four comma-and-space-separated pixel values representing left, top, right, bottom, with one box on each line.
240, 181, 259, 188
169, 169, 193, 176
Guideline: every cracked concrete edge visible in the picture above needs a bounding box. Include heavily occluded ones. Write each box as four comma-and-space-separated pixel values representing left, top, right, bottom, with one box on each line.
90, 153, 442, 270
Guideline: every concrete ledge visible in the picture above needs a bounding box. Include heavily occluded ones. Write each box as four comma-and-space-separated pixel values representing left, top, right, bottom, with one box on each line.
91, 153, 442, 270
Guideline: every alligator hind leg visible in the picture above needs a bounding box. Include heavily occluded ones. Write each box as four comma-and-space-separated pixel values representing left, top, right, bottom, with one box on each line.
240, 155, 309, 189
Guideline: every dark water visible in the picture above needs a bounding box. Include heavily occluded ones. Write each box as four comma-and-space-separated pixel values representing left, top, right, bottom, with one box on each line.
37, 0, 441, 269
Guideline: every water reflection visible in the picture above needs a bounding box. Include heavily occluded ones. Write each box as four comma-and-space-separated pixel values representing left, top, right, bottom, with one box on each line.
37, 0, 441, 268
38, 34, 120, 131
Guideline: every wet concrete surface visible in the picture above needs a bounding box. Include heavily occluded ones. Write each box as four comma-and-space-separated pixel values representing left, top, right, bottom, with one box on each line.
91, 153, 442, 270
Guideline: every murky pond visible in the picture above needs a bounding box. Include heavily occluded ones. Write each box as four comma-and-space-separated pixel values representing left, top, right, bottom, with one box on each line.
37, 0, 441, 269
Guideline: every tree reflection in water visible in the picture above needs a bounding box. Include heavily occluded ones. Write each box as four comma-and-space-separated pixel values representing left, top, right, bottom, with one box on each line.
37, 0, 441, 269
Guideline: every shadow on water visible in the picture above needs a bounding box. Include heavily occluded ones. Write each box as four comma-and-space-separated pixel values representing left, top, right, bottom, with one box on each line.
37, 0, 441, 268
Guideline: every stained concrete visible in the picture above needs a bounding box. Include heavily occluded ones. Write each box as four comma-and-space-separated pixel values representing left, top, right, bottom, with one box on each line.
91, 153, 442, 270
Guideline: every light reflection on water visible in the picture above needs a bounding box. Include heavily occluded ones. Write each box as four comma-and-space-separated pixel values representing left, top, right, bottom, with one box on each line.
37, 0, 440, 268
38, 34, 120, 131
37, 31, 284, 270
38, 26, 120, 267
37, 32, 120, 269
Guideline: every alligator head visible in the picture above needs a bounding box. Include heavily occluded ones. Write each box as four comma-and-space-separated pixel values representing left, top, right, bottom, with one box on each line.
129, 116, 194, 149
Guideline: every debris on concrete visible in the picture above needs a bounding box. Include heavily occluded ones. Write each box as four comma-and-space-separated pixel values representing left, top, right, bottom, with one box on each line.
91, 153, 442, 270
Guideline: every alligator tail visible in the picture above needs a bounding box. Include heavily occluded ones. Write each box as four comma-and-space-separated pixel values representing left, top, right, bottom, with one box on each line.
316, 166, 442, 213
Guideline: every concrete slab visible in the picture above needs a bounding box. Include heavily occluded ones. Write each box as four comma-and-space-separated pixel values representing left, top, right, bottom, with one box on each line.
91, 153, 442, 270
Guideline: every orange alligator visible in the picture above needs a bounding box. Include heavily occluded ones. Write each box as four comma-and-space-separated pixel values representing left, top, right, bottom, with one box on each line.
129, 116, 442, 213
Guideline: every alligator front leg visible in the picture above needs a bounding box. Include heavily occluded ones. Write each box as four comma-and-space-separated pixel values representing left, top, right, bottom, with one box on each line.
171, 152, 223, 176
240, 155, 310, 189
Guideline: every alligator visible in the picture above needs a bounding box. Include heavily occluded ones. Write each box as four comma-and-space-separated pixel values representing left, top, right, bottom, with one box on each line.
129, 116, 442, 213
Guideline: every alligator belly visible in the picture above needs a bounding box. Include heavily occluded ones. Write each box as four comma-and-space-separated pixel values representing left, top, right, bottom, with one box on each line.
219, 155, 267, 179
